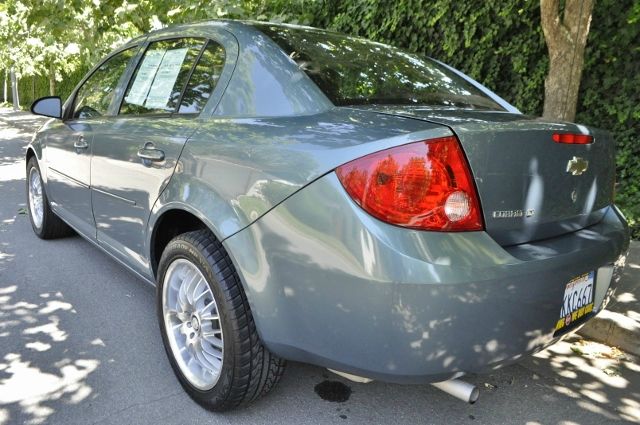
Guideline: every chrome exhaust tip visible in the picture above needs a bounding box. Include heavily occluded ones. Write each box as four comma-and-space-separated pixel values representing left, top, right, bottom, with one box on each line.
431, 378, 479, 404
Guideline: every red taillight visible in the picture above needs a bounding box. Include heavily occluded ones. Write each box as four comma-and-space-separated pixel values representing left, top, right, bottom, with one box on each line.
336, 136, 483, 231
552, 133, 593, 144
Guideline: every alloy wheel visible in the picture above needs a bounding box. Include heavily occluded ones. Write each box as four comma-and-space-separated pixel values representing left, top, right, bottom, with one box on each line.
162, 258, 224, 390
28, 167, 44, 229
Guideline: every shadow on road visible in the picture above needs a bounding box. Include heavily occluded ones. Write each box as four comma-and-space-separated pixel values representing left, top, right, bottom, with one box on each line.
526, 335, 640, 422
0, 282, 100, 425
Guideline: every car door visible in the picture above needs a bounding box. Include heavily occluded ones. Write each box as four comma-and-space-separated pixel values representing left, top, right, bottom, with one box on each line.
90, 37, 228, 275
44, 47, 138, 237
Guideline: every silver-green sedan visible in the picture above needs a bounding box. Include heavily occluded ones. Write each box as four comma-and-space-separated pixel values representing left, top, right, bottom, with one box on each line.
26, 20, 629, 410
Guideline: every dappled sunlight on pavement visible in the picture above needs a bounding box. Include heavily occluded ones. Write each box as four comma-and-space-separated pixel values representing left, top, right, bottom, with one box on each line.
0, 126, 30, 183
610, 242, 640, 321
526, 335, 640, 422
0, 284, 100, 425
0, 355, 98, 424
0, 109, 103, 424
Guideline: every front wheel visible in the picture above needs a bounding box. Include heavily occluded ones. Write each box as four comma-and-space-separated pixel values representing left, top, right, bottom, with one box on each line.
157, 230, 285, 411
26, 157, 73, 239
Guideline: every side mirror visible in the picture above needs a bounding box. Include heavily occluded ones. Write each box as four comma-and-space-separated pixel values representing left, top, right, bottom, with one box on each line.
31, 96, 62, 119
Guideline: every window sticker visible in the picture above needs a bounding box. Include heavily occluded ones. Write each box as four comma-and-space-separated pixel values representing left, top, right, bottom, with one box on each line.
124, 49, 165, 106
144, 48, 189, 109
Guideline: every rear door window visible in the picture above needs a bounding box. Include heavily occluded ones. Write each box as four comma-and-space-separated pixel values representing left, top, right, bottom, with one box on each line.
178, 40, 226, 113
120, 38, 205, 115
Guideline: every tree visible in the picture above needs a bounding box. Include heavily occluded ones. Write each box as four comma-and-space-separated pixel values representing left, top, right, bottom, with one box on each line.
540, 0, 594, 121
0, 0, 78, 104
0, 0, 29, 109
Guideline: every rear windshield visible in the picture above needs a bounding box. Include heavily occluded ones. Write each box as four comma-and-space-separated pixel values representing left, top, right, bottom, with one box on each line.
254, 24, 503, 111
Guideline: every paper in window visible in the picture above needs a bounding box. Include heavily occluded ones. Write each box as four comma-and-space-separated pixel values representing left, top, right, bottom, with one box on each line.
144, 48, 189, 109
125, 49, 165, 106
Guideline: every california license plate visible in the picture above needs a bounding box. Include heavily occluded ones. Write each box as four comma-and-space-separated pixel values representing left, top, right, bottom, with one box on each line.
555, 271, 595, 332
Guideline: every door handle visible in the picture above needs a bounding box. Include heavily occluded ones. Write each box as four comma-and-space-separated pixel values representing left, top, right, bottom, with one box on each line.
137, 144, 165, 165
73, 136, 89, 151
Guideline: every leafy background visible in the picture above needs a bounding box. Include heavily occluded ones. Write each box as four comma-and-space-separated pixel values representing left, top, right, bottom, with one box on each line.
4, 0, 639, 237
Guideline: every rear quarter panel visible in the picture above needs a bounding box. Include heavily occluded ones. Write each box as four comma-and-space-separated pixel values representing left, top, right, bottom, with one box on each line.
149, 109, 452, 246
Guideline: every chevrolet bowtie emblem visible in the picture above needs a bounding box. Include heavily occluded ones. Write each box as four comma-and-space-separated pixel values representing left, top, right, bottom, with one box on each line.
566, 156, 589, 176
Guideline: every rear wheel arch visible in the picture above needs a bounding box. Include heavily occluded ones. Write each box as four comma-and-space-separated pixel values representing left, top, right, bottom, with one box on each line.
149, 205, 277, 351
156, 229, 286, 410
148, 206, 265, 324
149, 208, 213, 278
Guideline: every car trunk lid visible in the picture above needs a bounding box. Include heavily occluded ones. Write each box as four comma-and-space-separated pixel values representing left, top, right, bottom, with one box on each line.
354, 107, 615, 245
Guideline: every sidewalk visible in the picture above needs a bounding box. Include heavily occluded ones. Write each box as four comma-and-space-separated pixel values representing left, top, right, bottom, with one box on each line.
579, 240, 640, 355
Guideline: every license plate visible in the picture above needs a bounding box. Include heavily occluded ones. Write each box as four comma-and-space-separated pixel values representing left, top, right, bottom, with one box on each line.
555, 271, 595, 332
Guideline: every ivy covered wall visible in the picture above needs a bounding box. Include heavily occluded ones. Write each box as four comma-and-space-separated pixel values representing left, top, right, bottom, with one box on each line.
318, 0, 639, 236
7, 0, 639, 236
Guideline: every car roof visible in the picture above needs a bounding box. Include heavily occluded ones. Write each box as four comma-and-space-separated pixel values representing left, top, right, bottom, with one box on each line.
123, 19, 328, 46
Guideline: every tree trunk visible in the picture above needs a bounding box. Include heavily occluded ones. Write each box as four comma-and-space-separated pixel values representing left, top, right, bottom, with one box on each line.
3, 70, 7, 103
540, 0, 594, 122
10, 67, 19, 111
49, 62, 56, 96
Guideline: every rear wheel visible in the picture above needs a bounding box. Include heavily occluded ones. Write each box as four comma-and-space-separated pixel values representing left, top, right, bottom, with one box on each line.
157, 230, 285, 411
26, 157, 73, 239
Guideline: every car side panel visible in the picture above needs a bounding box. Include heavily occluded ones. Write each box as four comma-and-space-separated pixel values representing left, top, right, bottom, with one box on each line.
90, 27, 240, 277
148, 109, 450, 253
40, 119, 95, 237
91, 118, 201, 275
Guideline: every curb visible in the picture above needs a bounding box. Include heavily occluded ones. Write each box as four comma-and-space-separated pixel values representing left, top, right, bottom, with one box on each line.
578, 240, 640, 356
578, 309, 640, 356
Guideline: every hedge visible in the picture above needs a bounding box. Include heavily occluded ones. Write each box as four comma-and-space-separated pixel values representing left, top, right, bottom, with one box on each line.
5, 0, 638, 237
316, 0, 639, 237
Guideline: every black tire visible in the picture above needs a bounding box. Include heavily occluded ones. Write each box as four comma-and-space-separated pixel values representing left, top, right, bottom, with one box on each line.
26, 157, 73, 239
156, 229, 286, 411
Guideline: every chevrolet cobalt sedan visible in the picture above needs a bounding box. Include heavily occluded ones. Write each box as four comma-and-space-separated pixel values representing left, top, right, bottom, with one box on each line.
27, 20, 629, 410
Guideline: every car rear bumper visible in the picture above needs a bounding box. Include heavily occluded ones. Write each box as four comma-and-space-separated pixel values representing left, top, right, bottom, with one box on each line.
223, 173, 630, 384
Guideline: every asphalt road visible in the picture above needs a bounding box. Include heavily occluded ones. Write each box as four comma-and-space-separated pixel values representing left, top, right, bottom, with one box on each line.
1, 108, 638, 425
